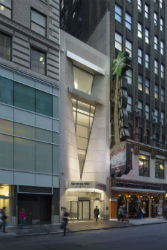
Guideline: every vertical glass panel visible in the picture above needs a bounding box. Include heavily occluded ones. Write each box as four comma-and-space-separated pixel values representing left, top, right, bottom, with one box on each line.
36, 90, 53, 116
73, 66, 94, 95
0, 119, 13, 134
77, 113, 89, 126
0, 76, 13, 105
36, 142, 52, 173
0, 134, 13, 169
14, 138, 35, 171
36, 127, 52, 143
14, 82, 35, 112
76, 137, 88, 150
53, 96, 59, 118
53, 145, 59, 174
0, 33, 11, 60
53, 132, 59, 144
14, 123, 35, 139
31, 48, 46, 75
76, 125, 89, 138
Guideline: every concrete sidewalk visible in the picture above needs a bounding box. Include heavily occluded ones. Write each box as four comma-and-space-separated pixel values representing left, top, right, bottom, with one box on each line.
0, 217, 166, 238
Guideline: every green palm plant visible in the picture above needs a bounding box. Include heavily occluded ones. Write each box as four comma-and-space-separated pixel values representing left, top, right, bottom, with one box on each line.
112, 51, 127, 144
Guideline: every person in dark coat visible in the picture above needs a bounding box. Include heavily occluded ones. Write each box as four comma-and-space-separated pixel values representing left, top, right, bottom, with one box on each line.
62, 208, 69, 236
94, 206, 100, 222
1, 207, 7, 233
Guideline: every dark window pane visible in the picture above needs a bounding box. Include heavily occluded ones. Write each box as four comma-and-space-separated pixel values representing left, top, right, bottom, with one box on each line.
31, 48, 46, 75
14, 82, 35, 112
0, 33, 11, 60
0, 76, 13, 105
36, 90, 53, 116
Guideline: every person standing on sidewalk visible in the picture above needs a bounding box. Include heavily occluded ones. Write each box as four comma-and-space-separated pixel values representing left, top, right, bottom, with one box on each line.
62, 208, 69, 236
94, 206, 100, 222
1, 207, 7, 233
19, 208, 26, 228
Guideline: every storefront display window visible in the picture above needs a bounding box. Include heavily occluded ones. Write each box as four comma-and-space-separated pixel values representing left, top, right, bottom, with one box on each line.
0, 185, 10, 223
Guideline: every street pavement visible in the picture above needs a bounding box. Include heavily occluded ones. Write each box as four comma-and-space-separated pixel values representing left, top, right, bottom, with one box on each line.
0, 223, 166, 250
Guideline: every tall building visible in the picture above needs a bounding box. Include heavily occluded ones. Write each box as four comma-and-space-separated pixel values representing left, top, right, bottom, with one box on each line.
61, 0, 167, 219
0, 0, 60, 225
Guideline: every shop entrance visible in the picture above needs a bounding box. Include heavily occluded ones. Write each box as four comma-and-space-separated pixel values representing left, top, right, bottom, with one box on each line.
70, 200, 90, 220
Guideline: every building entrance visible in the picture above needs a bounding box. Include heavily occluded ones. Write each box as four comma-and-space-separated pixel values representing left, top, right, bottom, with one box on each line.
70, 200, 90, 220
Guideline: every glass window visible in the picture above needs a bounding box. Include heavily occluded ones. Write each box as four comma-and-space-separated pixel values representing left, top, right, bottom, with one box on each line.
53, 96, 59, 118
73, 66, 94, 95
145, 4, 149, 18
0, 76, 13, 105
160, 18, 164, 31
127, 96, 132, 112
36, 142, 52, 173
53, 132, 59, 144
0, 119, 13, 135
161, 112, 165, 126
0, 0, 11, 18
154, 85, 159, 99
145, 105, 149, 120
154, 36, 158, 50
145, 29, 149, 44
154, 60, 158, 74
14, 82, 35, 112
36, 89, 53, 117
125, 40, 132, 57
145, 54, 149, 68
138, 23, 142, 39
160, 64, 164, 79
115, 32, 122, 51
154, 109, 159, 123
138, 75, 143, 91
14, 123, 35, 139
0, 32, 11, 60
138, 48, 142, 64
0, 134, 13, 169
14, 137, 35, 172
145, 79, 149, 94
125, 13, 132, 30
161, 88, 165, 102
115, 4, 122, 23
125, 69, 132, 85
137, 0, 142, 12
138, 101, 143, 116
30, 48, 46, 75
139, 155, 150, 177
154, 12, 158, 26
160, 41, 164, 55
31, 9, 46, 36
53, 145, 59, 174
155, 159, 164, 179
36, 127, 52, 143
160, 0, 163, 8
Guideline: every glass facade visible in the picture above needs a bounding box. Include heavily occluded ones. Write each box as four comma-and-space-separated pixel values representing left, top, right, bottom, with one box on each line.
0, 76, 58, 118
72, 99, 95, 176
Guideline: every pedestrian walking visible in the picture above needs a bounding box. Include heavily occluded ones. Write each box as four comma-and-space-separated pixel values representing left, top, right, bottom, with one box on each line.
19, 208, 26, 228
1, 207, 7, 233
94, 206, 100, 222
62, 208, 69, 236
118, 206, 124, 221
164, 205, 167, 219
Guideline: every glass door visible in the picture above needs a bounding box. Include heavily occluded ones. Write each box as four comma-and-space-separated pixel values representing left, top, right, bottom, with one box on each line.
78, 200, 90, 220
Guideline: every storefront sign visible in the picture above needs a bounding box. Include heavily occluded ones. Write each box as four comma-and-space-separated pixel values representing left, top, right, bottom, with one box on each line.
110, 142, 131, 177
68, 181, 106, 191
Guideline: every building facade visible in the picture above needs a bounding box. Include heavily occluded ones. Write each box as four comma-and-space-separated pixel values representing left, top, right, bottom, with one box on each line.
60, 31, 110, 220
0, 0, 60, 225
61, 0, 167, 219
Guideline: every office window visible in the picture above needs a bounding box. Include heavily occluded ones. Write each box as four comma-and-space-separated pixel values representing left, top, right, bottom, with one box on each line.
125, 69, 132, 85
138, 101, 143, 116
139, 155, 150, 177
31, 9, 46, 36
138, 23, 142, 38
115, 4, 122, 23
154, 85, 159, 99
161, 64, 164, 79
154, 109, 159, 123
0, 76, 13, 105
145, 54, 149, 68
0, 33, 11, 60
155, 159, 164, 179
145, 4, 149, 18
161, 112, 165, 126
161, 88, 165, 102
145, 79, 149, 94
0, 0, 11, 18
125, 13, 132, 30
160, 0, 163, 8
154, 60, 158, 74
138, 48, 142, 64
127, 96, 132, 112
36, 142, 52, 173
145, 105, 149, 120
31, 48, 46, 75
145, 29, 149, 44
127, 0, 132, 2
137, 0, 142, 12
138, 75, 143, 91
115, 32, 122, 51
154, 36, 158, 50
154, 12, 158, 26
0, 134, 13, 169
36, 90, 53, 117
160, 18, 164, 31
125, 40, 132, 57
160, 41, 164, 55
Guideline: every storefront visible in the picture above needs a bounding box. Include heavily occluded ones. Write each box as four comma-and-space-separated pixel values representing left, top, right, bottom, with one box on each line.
0, 185, 11, 224
66, 181, 106, 221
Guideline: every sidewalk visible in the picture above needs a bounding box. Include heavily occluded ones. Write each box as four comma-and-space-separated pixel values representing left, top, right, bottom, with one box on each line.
0, 217, 166, 238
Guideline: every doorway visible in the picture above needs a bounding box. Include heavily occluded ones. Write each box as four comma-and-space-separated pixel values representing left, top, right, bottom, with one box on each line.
70, 200, 90, 220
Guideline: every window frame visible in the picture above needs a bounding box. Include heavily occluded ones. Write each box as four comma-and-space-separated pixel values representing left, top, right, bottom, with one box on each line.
139, 155, 150, 177
30, 8, 47, 37
30, 47, 46, 75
